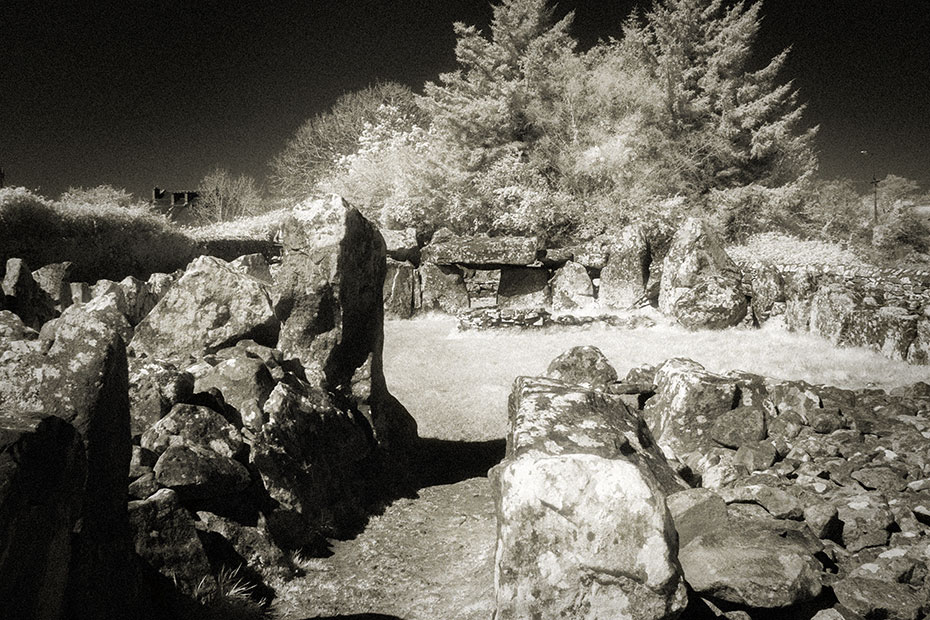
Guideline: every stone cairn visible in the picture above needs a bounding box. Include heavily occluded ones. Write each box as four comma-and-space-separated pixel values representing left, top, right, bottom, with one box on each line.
0, 195, 417, 620
494, 345, 930, 619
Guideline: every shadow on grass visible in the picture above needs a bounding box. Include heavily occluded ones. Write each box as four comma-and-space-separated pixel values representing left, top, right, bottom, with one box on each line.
406, 437, 506, 489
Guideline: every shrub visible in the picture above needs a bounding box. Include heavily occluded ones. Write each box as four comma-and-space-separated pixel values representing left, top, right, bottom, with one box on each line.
0, 186, 196, 281
191, 169, 263, 224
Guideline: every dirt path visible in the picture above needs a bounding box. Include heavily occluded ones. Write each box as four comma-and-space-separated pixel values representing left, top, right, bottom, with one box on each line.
275, 476, 497, 620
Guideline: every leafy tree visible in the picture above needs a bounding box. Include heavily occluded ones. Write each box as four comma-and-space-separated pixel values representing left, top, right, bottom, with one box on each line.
269, 82, 421, 200
193, 168, 262, 224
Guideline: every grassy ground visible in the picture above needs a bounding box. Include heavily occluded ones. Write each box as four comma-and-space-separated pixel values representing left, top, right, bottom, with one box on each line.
383, 312, 930, 442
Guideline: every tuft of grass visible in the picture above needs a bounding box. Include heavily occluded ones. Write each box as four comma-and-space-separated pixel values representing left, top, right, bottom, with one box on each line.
197, 566, 270, 620
726, 231, 872, 268
383, 314, 930, 443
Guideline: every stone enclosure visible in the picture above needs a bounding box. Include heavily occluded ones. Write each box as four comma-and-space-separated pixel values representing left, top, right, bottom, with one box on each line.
385, 218, 930, 365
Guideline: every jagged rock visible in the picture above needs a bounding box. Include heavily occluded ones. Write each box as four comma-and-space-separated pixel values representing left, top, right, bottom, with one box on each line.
131, 255, 278, 362
251, 381, 374, 543
194, 353, 275, 432
381, 227, 419, 263
0, 301, 136, 619
2, 257, 56, 329
141, 403, 245, 460
658, 218, 745, 329
545, 345, 618, 387
837, 491, 895, 552
851, 466, 908, 493
810, 407, 846, 433
418, 262, 469, 313
0, 309, 36, 342
130, 445, 157, 478
491, 375, 688, 620
642, 358, 738, 467
128, 472, 160, 500
718, 485, 803, 520
91, 278, 129, 314
195, 511, 291, 580
128, 358, 194, 439
497, 267, 549, 310
146, 271, 177, 302
846, 306, 920, 361
0, 413, 85, 620
51, 291, 133, 346
129, 488, 216, 597
599, 225, 650, 309
118, 275, 158, 326
750, 265, 784, 323
229, 253, 273, 284
734, 441, 778, 472
384, 259, 417, 319
710, 406, 767, 449
569, 238, 610, 269
832, 550, 930, 620
767, 380, 823, 423
421, 230, 538, 266
550, 260, 595, 312
679, 522, 822, 608
153, 444, 251, 501
31, 261, 73, 312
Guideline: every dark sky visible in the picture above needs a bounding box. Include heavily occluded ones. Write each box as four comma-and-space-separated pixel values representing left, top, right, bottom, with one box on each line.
2, 0, 929, 200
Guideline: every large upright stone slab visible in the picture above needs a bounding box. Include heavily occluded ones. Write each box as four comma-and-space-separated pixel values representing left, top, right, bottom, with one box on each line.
658, 218, 745, 329
130, 255, 278, 361
600, 225, 650, 309
491, 376, 688, 620
418, 263, 469, 314
273, 195, 416, 450
550, 260, 595, 312
384, 259, 417, 319
497, 267, 549, 310
421, 229, 538, 266
2, 257, 56, 329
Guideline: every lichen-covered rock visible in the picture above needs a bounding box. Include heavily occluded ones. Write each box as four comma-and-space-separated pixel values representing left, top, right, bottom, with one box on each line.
129, 488, 216, 598
2, 257, 56, 329
381, 227, 419, 263
128, 358, 194, 439
421, 230, 538, 266
545, 345, 618, 388
832, 552, 929, 620
69, 281, 92, 306
32, 261, 73, 312
146, 271, 178, 302
153, 444, 251, 501
750, 265, 785, 323
272, 196, 417, 452
118, 275, 158, 326
194, 510, 291, 580
783, 267, 821, 332
836, 491, 895, 552
679, 522, 822, 608
131, 255, 278, 361
599, 225, 650, 309
497, 267, 549, 310
418, 262, 469, 313
845, 305, 920, 361
710, 406, 767, 449
384, 259, 417, 319
194, 353, 275, 432
550, 260, 595, 312
809, 284, 860, 345
229, 253, 273, 284
491, 377, 688, 620
0, 413, 85, 620
666, 488, 729, 548
142, 403, 245, 459
251, 381, 374, 543
53, 291, 134, 346
658, 218, 745, 329
642, 358, 738, 467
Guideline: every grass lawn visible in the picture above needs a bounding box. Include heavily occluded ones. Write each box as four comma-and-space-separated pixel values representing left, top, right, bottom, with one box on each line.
383, 312, 930, 443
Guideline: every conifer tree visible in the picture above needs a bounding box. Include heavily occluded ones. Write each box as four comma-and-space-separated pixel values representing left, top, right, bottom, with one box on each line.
623, 0, 817, 192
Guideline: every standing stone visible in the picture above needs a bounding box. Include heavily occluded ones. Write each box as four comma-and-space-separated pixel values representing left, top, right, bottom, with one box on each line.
908, 316, 930, 365
497, 267, 549, 310
418, 263, 469, 313
70, 282, 92, 306
32, 261, 73, 312
130, 255, 279, 362
600, 225, 650, 310
272, 195, 416, 450
783, 267, 820, 332
750, 265, 785, 323
2, 258, 56, 329
550, 260, 595, 312
384, 259, 417, 319
545, 345, 618, 388
491, 376, 688, 620
658, 218, 745, 329
118, 275, 158, 326
809, 284, 860, 344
